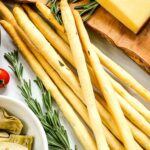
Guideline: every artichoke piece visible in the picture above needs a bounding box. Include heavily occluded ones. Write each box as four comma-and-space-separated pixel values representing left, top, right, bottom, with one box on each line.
0, 107, 23, 134
0, 131, 10, 142
9, 134, 33, 150
0, 142, 28, 150
0, 137, 9, 142
0, 131, 9, 138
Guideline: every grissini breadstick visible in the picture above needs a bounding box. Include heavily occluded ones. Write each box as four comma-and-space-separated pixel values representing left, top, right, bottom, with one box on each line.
0, 0, 48, 68
0, 2, 149, 150
31, 49, 124, 150
2, 20, 148, 150
99, 93, 150, 137
108, 75, 150, 123
36, 2, 68, 42
29, 8, 150, 136
31, 5, 150, 122
35, 2, 70, 43
0, 2, 148, 148
46, 12, 150, 123
35, 49, 145, 150
128, 121, 150, 150
33, 45, 148, 150
35, 2, 69, 42
0, 20, 97, 150
0, 3, 116, 144
22, 5, 75, 67
51, 25, 150, 124
95, 91, 150, 137
73, 10, 137, 150
24, 4, 149, 147
7, 2, 149, 134
36, 2, 64, 33
92, 45, 150, 103
33, 51, 89, 127
38, 5, 150, 103
32, 49, 149, 150
56, 29, 69, 43
117, 94, 150, 137
60, 0, 109, 149
96, 95, 150, 150
13, 5, 83, 101
0, 1, 16, 24
22, 5, 150, 144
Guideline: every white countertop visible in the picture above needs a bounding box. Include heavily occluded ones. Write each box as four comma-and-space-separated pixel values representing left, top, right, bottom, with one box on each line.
0, 25, 150, 149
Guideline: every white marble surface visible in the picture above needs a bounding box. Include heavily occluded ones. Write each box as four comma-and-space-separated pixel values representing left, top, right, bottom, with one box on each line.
0, 24, 150, 150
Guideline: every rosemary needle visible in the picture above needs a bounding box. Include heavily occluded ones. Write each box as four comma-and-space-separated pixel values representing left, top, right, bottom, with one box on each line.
75, 1, 99, 21
4, 50, 77, 150
47, 0, 63, 24
46, 0, 99, 23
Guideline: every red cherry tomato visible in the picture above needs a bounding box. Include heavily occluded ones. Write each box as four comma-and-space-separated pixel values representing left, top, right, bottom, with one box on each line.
0, 68, 10, 88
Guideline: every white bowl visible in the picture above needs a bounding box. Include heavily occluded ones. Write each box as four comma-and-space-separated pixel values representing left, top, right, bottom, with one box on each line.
0, 95, 48, 150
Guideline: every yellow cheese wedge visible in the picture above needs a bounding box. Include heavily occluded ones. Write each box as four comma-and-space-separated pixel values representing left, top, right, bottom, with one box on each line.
96, 0, 150, 33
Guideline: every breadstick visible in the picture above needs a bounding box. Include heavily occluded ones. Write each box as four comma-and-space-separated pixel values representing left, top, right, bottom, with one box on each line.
43, 17, 150, 125
99, 93, 150, 137
3, 18, 147, 149
13, 5, 83, 100
30, 8, 150, 137
39, 6, 150, 103
22, 5, 74, 67
20, 4, 150, 145
97, 95, 150, 150
0, 2, 148, 149
128, 121, 150, 150
1, 20, 97, 150
32, 48, 124, 150
31, 5, 150, 119
60, 1, 109, 149
73, 10, 137, 150
35, 2, 69, 43
56, 28, 69, 43
92, 45, 150, 102
0, 1, 16, 24
0, 4, 114, 141
108, 75, 150, 123
36, 2, 64, 33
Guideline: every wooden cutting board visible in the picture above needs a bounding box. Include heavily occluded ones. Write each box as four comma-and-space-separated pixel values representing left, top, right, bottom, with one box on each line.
86, 7, 150, 73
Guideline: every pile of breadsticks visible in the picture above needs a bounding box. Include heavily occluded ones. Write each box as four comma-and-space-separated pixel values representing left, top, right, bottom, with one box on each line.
0, 1, 150, 149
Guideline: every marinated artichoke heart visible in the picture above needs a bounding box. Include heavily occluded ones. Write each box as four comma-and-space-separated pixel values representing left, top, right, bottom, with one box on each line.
0, 137, 9, 142
0, 131, 9, 138
0, 131, 9, 142
9, 134, 33, 150
0, 108, 23, 134
0, 142, 28, 150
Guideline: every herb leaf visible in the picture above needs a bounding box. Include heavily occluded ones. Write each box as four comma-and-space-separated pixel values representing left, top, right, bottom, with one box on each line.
75, 1, 99, 21
46, 0, 99, 24
4, 50, 77, 150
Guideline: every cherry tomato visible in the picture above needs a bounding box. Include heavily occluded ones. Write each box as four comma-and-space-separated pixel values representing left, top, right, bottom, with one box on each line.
0, 68, 10, 88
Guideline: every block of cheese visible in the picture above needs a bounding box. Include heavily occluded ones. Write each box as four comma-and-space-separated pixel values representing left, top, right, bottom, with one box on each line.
96, 0, 150, 33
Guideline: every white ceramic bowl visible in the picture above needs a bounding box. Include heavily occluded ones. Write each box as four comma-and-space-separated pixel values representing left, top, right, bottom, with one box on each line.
0, 95, 48, 150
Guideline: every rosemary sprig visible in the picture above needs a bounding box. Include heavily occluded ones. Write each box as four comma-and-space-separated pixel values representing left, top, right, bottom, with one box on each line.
75, 1, 99, 21
4, 50, 76, 150
47, 0, 63, 24
46, 0, 99, 24
4, 50, 23, 81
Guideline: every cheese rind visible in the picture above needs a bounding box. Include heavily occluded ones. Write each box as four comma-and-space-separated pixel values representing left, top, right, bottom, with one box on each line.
96, 0, 150, 33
